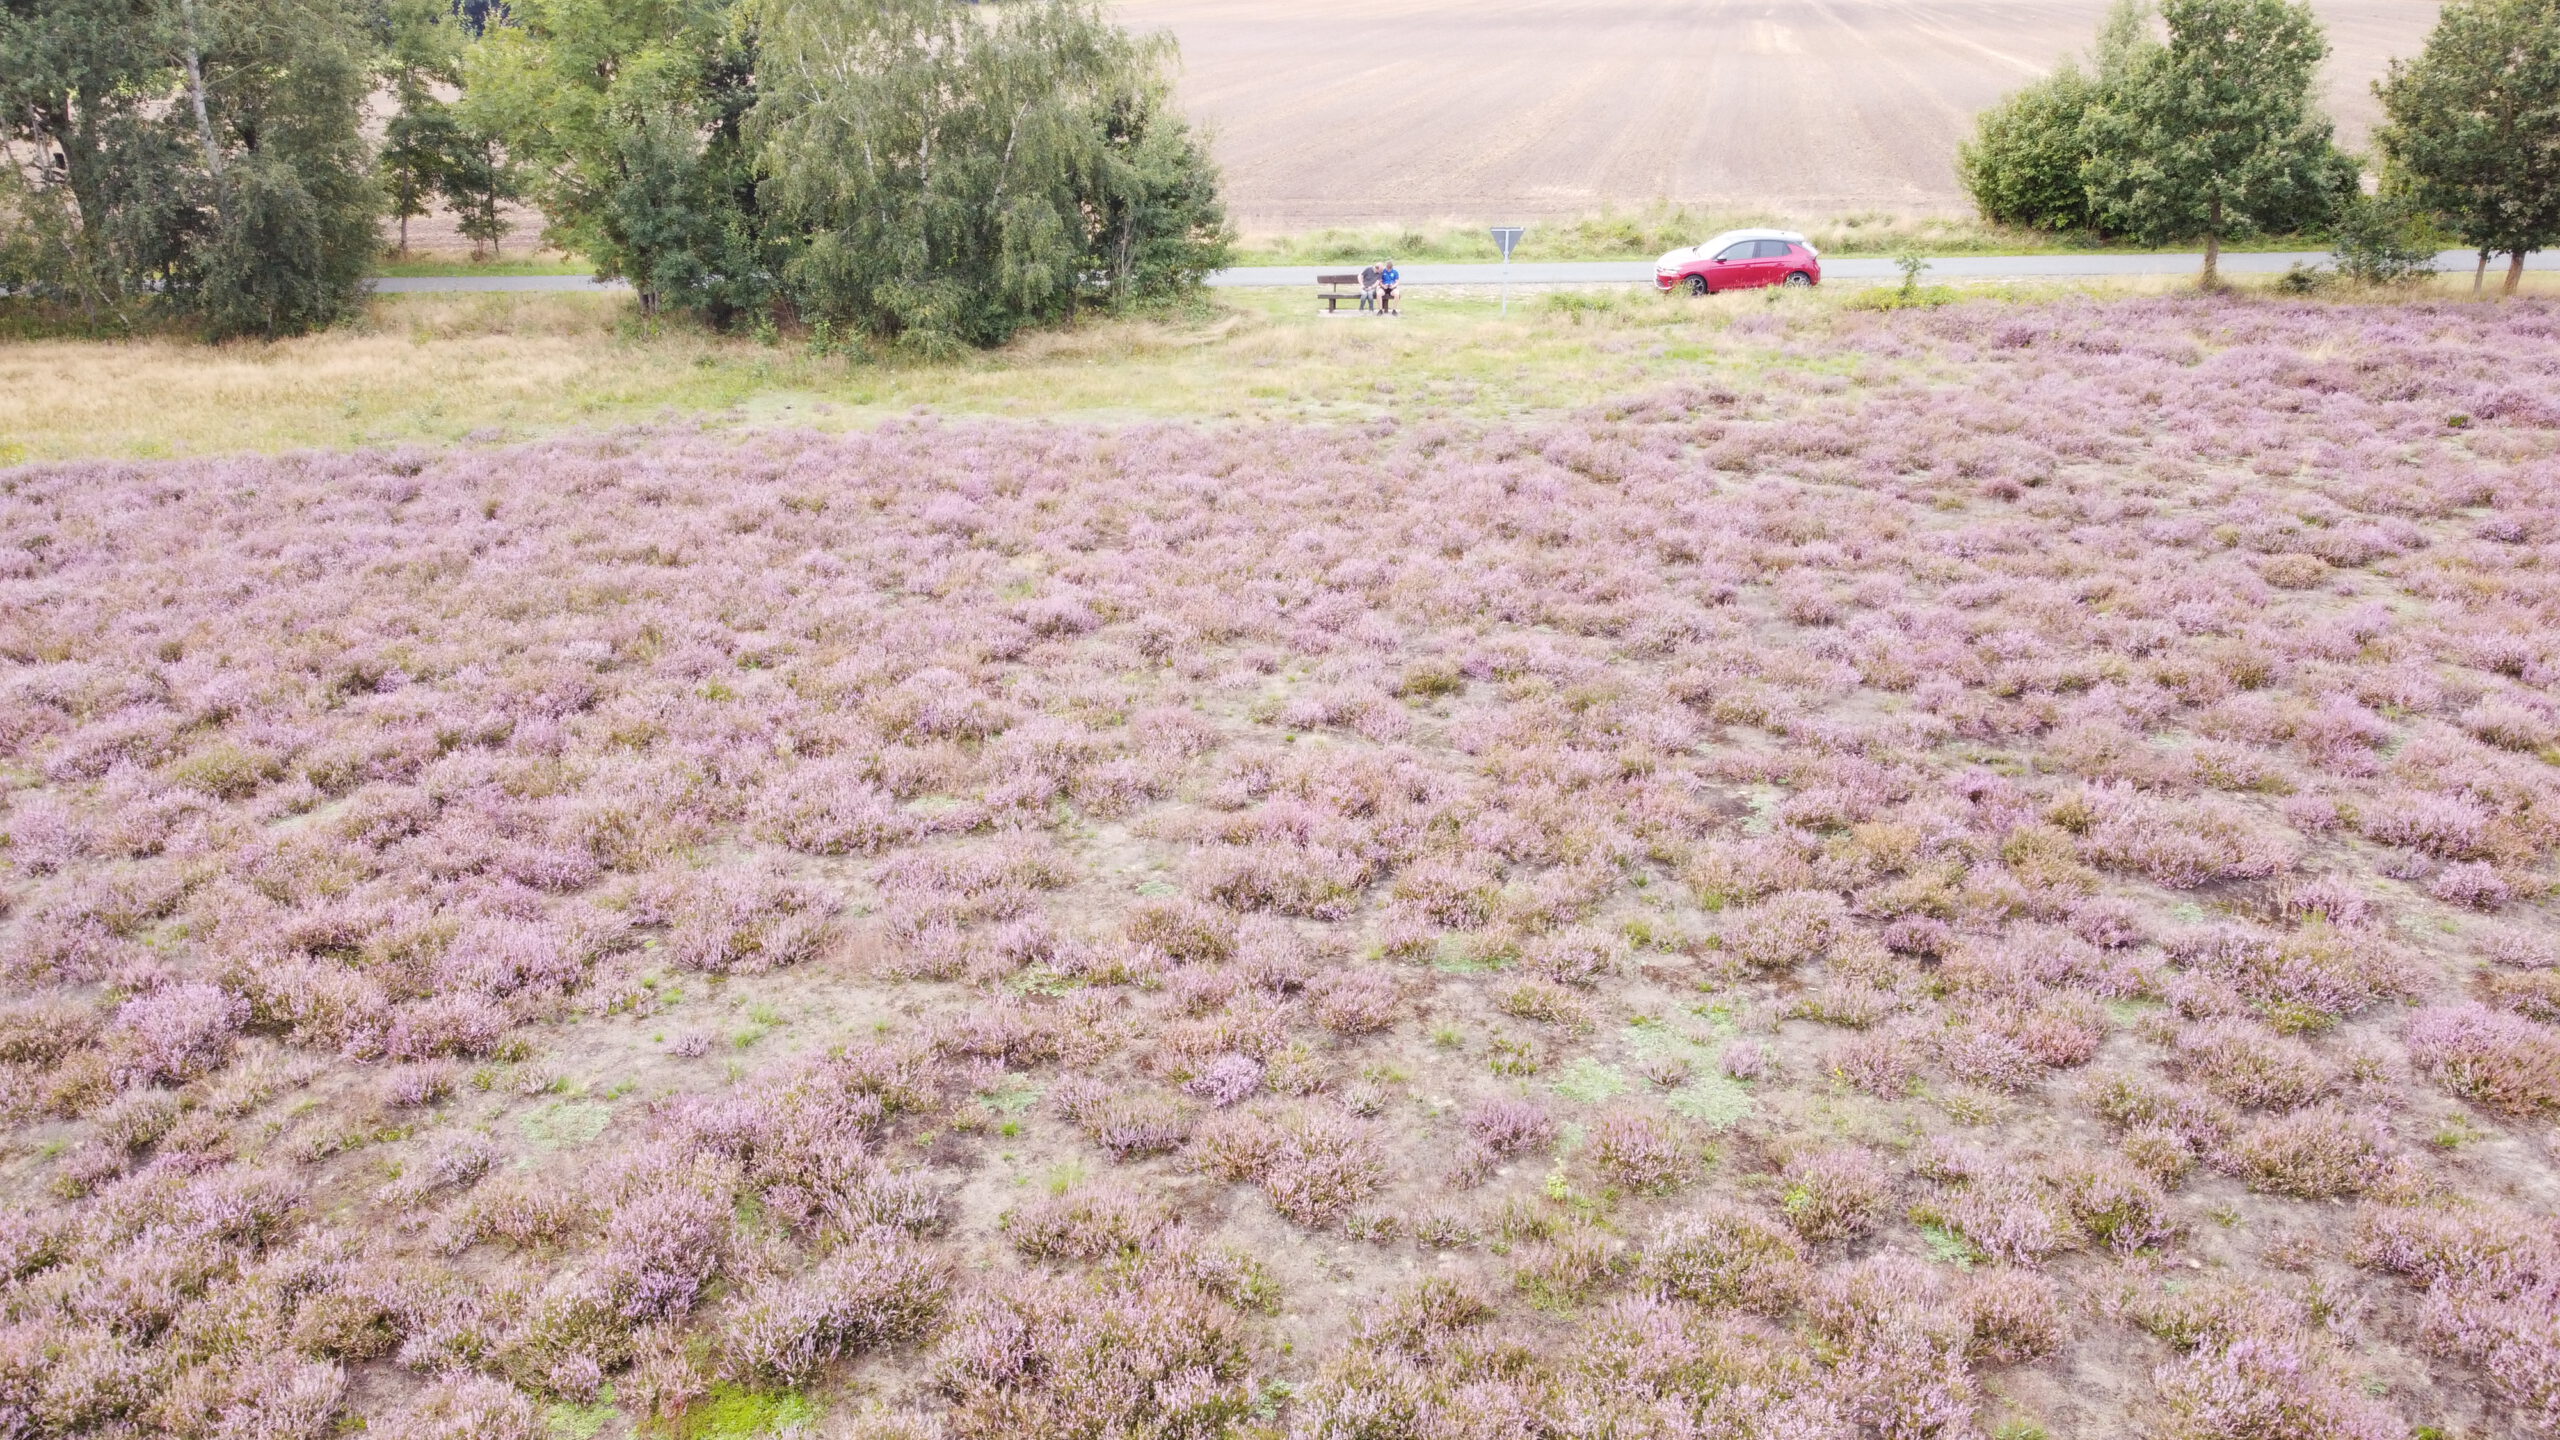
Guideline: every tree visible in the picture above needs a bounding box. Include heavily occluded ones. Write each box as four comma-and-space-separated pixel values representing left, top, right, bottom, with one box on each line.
753, 0, 1229, 350
463, 0, 773, 320
379, 0, 463, 255
0, 0, 380, 337
2080, 0, 2354, 284
2374, 0, 2560, 295
1960, 1, 2156, 233
381, 99, 457, 254
1, 0, 205, 327
443, 129, 522, 257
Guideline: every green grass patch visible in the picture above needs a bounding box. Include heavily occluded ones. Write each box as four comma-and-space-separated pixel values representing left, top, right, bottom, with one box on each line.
545, 1398, 619, 1440
377, 254, 590, 278
1550, 1057, 1631, 1104
678, 1386, 818, 1439
518, 1100, 613, 1150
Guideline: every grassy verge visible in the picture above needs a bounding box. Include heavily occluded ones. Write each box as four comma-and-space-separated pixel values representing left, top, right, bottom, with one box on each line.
1, 271, 2546, 465
375, 252, 591, 278
1229, 208, 2346, 266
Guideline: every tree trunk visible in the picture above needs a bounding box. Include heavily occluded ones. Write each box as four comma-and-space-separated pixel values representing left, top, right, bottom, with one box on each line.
178, 0, 225, 190
2201, 199, 2221, 289
2475, 251, 2489, 294
2504, 250, 2526, 296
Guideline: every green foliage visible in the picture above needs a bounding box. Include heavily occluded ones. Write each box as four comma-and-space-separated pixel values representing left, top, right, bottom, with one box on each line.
2080, 0, 2354, 277
2374, 0, 2560, 294
754, 0, 1230, 350
1549, 1058, 1631, 1103
1959, 1, 2155, 233
468, 0, 1226, 345
678, 1385, 818, 1439
1961, 63, 2107, 231
0, 0, 380, 338
381, 1, 524, 261
2329, 192, 2440, 285
465, 0, 771, 321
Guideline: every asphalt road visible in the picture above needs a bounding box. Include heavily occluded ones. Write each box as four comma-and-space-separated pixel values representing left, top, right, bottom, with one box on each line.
372, 249, 2556, 295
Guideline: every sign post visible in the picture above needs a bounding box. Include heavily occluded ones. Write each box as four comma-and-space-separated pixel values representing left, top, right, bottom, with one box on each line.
1490, 226, 1525, 314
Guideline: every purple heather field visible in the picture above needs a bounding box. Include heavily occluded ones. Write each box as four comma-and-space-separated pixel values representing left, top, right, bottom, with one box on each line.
2, 295, 2559, 1440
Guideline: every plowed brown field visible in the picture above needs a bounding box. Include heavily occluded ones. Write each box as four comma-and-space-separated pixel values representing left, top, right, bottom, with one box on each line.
1113, 0, 2442, 228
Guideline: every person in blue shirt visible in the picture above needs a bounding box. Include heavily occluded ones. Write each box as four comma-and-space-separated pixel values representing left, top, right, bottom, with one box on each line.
1378, 259, 1400, 316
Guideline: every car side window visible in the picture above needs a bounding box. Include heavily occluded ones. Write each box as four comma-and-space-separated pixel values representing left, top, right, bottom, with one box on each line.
1754, 239, 1793, 258
1714, 243, 1755, 262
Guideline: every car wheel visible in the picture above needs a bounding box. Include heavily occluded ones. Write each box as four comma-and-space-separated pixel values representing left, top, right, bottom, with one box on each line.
1685, 274, 1709, 297
1782, 271, 1813, 288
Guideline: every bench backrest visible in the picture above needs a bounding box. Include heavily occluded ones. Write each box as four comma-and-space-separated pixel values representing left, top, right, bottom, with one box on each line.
1317, 273, 1360, 286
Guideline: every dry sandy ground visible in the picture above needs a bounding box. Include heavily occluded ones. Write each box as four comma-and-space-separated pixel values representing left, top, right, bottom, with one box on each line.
1113, 0, 2444, 228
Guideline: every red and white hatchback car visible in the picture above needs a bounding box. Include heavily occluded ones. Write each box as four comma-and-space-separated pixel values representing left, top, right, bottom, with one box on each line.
1655, 229, 1822, 295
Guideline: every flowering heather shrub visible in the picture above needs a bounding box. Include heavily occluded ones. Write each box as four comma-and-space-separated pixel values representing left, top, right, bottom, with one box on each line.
1054, 1080, 1194, 1159
1778, 1146, 1889, 1243
1642, 1205, 1808, 1315
2049, 1150, 2177, 1254
108, 983, 247, 1087
721, 1234, 949, 1385
2174, 1020, 2336, 1110
1933, 1172, 2070, 1267
1962, 1267, 2066, 1364
3, 297, 2559, 1436
1587, 1107, 1693, 1195
2068, 895, 2149, 950
2428, 860, 2513, 910
2152, 1336, 2404, 1440
2405, 1004, 2560, 1113
1724, 889, 1847, 972
1005, 1187, 1164, 1262
2352, 1203, 2560, 1433
2221, 1108, 2393, 1199
599, 1186, 731, 1321
371, 1373, 540, 1440
2361, 792, 2493, 860
1258, 1108, 1390, 1226
1184, 1053, 1266, 1107
1829, 1028, 1917, 1097
1308, 968, 1400, 1035
934, 1276, 1254, 1440
381, 993, 512, 1062
1456, 1097, 1551, 1158
661, 865, 839, 975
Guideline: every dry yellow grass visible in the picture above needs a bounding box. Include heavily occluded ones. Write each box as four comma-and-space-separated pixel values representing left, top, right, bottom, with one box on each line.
3, 272, 2549, 463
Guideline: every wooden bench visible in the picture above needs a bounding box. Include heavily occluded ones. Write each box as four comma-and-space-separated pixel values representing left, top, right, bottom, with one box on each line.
1317, 272, 1367, 312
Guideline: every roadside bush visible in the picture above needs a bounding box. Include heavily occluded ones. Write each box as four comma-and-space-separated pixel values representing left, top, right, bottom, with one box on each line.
1960, 63, 2104, 231
2329, 193, 2439, 286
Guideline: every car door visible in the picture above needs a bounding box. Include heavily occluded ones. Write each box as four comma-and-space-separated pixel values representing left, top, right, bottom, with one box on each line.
1752, 238, 1794, 285
1709, 241, 1756, 290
